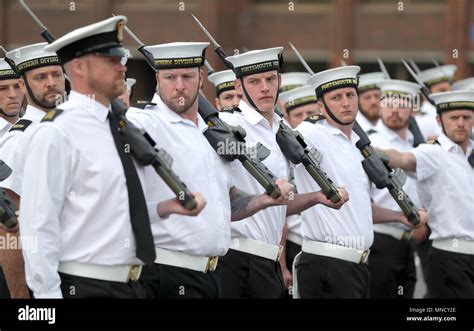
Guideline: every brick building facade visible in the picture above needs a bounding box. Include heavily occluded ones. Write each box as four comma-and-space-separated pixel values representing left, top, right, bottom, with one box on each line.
1, 0, 471, 102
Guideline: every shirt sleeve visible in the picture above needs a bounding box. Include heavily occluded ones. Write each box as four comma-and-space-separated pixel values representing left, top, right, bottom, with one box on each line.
294, 163, 322, 193
293, 123, 323, 192
20, 124, 72, 299
126, 108, 147, 130
135, 164, 170, 223
0, 133, 29, 195
219, 111, 240, 127
409, 144, 440, 181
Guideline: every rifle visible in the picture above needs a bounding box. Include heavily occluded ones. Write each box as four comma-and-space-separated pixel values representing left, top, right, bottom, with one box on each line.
353, 122, 420, 225
377, 57, 390, 80
408, 59, 422, 74
21, 1, 197, 210
204, 60, 216, 75
402, 59, 435, 106
0, 161, 18, 229
288, 43, 421, 225
432, 58, 443, 71
19, 0, 55, 42
122, 21, 282, 199
192, 15, 341, 203
401, 59, 435, 147
432, 58, 450, 83
407, 118, 426, 147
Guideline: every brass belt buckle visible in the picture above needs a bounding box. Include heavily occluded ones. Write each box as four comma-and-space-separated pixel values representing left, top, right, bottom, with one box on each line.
127, 265, 142, 282
205, 256, 218, 273
277, 245, 284, 261
359, 250, 370, 264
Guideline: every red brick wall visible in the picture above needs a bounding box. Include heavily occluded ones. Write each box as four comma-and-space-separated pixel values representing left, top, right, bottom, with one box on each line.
1, 0, 471, 101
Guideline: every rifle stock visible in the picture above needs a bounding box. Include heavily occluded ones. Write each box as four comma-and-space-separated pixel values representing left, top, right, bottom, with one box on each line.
0, 161, 17, 229
123, 22, 282, 198
198, 95, 281, 198
0, 189, 17, 229
353, 122, 420, 226
110, 99, 197, 210
21, 5, 197, 211
192, 15, 340, 202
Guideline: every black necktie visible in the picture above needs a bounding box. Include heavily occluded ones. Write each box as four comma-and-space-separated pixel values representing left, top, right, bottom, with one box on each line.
108, 112, 156, 265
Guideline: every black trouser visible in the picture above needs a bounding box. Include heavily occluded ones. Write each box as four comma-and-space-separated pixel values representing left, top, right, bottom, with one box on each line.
59, 272, 146, 298
416, 238, 432, 297
368, 232, 416, 298
428, 247, 474, 298
218, 249, 285, 298
140, 263, 221, 299
285, 240, 302, 274
284, 240, 301, 299
296, 252, 370, 298
0, 267, 11, 298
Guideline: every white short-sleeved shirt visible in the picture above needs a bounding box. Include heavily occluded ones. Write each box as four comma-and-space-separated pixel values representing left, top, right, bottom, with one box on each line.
415, 101, 441, 140
409, 133, 474, 240
286, 166, 302, 238
370, 122, 422, 231
20, 91, 142, 298
294, 121, 374, 250
287, 214, 303, 238
151, 93, 162, 104
0, 105, 45, 194
356, 112, 378, 132
220, 100, 290, 246
127, 95, 233, 257
0, 116, 12, 139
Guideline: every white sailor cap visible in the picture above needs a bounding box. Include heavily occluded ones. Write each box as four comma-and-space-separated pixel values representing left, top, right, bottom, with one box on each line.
0, 58, 19, 80
308, 66, 360, 99
279, 84, 317, 112
430, 90, 474, 113
452, 77, 474, 91
418, 64, 457, 87
208, 70, 236, 96
125, 78, 136, 93
6, 42, 60, 74
358, 72, 386, 93
225, 47, 284, 78
45, 16, 127, 64
378, 79, 421, 99
280, 72, 311, 92
144, 42, 209, 70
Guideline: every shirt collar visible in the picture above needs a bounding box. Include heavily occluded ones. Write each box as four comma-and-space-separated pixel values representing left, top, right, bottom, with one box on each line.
68, 91, 110, 123
438, 133, 473, 156
238, 99, 281, 129
24, 104, 47, 122
322, 121, 360, 143
376, 122, 414, 145
356, 111, 377, 130
0, 116, 11, 130
151, 93, 162, 104
154, 93, 207, 131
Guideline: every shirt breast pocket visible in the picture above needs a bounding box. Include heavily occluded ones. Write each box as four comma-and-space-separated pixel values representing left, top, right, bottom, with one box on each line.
168, 146, 207, 184
444, 160, 470, 199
